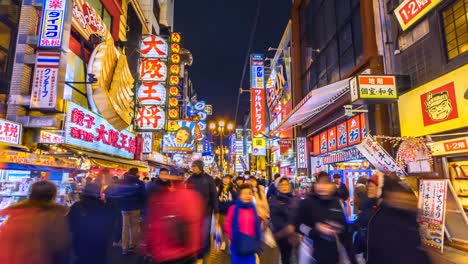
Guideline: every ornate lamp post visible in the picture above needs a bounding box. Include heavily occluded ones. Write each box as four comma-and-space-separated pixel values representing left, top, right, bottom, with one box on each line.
209, 119, 234, 172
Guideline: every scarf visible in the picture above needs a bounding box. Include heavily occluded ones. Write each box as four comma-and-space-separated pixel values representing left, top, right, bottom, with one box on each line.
232, 199, 261, 247
276, 192, 293, 204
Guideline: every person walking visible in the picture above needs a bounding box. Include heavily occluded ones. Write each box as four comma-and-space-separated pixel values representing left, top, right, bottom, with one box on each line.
294, 171, 349, 264
224, 184, 262, 264
333, 173, 350, 201
185, 159, 219, 261
146, 168, 173, 197
233, 176, 245, 192
105, 168, 145, 255
366, 173, 431, 264
269, 177, 297, 264
68, 182, 114, 264
0, 181, 70, 264
266, 173, 281, 199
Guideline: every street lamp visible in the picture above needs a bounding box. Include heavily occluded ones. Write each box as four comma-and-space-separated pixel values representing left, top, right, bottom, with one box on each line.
209, 119, 234, 173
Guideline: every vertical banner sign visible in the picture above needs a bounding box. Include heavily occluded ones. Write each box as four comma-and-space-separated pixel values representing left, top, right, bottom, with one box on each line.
327, 127, 337, 152
30, 52, 60, 109
319, 131, 328, 154
297, 137, 308, 169
250, 54, 265, 137
38, 0, 67, 47
337, 122, 348, 149
141, 132, 153, 154
418, 179, 448, 253
347, 115, 361, 146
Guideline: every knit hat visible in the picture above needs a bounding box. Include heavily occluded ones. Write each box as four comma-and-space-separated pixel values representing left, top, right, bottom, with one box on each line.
82, 182, 102, 198
191, 159, 204, 172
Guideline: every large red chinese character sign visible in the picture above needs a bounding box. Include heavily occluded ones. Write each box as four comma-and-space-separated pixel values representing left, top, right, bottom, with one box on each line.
136, 106, 166, 130
137, 82, 166, 105
140, 35, 168, 58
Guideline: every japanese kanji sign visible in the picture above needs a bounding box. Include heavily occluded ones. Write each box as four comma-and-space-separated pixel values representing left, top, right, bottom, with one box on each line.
0, 119, 22, 145
418, 179, 447, 252
39, 130, 64, 144
252, 137, 266, 156
64, 102, 136, 159
137, 82, 166, 106
72, 0, 109, 40
141, 132, 153, 154
394, 0, 443, 31
30, 52, 60, 109
140, 35, 168, 59
356, 135, 406, 176
135, 105, 166, 130
350, 75, 398, 103
297, 137, 308, 169
38, 0, 67, 48
251, 88, 265, 137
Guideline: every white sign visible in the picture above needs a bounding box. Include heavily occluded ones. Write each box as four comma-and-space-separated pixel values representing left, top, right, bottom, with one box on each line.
39, 130, 64, 144
31, 52, 60, 109
252, 137, 266, 157
141, 132, 153, 154
64, 102, 136, 159
139, 59, 167, 81
137, 82, 167, 106
135, 105, 166, 130
140, 35, 168, 58
350, 75, 398, 103
38, 0, 67, 47
193, 101, 206, 111
0, 119, 22, 145
296, 137, 308, 169
356, 135, 406, 176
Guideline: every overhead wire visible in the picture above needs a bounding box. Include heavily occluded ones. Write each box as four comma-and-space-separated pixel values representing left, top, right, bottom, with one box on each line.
234, 0, 262, 125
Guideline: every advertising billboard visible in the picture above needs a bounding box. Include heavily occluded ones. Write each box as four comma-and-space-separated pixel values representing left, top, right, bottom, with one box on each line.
162, 121, 197, 154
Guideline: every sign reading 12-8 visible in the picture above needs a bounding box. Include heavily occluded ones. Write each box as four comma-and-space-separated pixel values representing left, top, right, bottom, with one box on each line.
38, 0, 68, 47
394, 0, 442, 31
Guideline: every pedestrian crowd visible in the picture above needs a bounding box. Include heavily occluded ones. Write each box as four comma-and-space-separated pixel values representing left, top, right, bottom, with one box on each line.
0, 159, 434, 264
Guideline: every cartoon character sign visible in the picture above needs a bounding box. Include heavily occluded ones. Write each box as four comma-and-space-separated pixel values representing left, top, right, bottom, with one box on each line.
162, 121, 196, 153
421, 82, 459, 126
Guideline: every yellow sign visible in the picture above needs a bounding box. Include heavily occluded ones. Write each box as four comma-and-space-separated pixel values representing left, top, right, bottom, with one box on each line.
394, 0, 443, 31
431, 137, 468, 156
399, 64, 468, 137
0, 149, 80, 169
252, 137, 266, 148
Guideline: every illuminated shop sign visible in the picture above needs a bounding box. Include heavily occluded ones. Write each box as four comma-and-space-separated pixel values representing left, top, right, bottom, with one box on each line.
394, 0, 442, 31
38, 0, 67, 48
162, 120, 197, 154
30, 52, 60, 109
297, 137, 308, 169
64, 102, 136, 159
39, 130, 65, 144
350, 75, 398, 104
0, 119, 22, 145
72, 0, 109, 40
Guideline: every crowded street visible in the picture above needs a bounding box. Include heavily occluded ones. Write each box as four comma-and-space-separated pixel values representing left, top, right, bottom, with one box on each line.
1, 0, 468, 263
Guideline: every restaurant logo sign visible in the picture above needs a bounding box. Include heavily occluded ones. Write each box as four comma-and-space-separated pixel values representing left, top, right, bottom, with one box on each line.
30, 52, 60, 109
394, 0, 442, 31
0, 119, 22, 145
38, 0, 68, 47
421, 82, 458, 126
64, 102, 136, 159
72, 0, 109, 40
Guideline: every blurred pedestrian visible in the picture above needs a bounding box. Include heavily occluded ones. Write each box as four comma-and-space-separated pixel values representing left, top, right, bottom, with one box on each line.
224, 184, 262, 264
214, 175, 223, 191
185, 159, 219, 260
269, 177, 297, 264
105, 168, 145, 255
146, 168, 173, 197
267, 173, 281, 199
294, 171, 348, 264
367, 173, 431, 264
142, 177, 150, 184
0, 181, 70, 264
68, 182, 114, 264
234, 176, 244, 192
353, 176, 369, 215
333, 173, 350, 201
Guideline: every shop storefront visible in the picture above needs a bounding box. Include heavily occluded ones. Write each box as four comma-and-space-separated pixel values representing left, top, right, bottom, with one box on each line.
399, 63, 468, 247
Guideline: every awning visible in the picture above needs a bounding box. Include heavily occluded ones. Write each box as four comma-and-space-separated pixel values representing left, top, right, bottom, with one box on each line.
271, 78, 350, 134
83, 152, 148, 172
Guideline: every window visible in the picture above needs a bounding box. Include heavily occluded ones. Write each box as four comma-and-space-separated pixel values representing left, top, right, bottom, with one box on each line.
442, 0, 468, 60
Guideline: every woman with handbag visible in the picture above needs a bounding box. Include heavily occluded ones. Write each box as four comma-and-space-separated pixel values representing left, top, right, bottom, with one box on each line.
224, 184, 262, 264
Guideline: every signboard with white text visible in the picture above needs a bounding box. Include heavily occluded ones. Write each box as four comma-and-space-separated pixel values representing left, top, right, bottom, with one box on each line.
141, 132, 153, 154
250, 54, 265, 137
0, 119, 22, 145
64, 102, 136, 159
30, 52, 60, 109
394, 0, 442, 31
38, 0, 67, 47
297, 137, 308, 169
431, 137, 468, 156
39, 130, 64, 144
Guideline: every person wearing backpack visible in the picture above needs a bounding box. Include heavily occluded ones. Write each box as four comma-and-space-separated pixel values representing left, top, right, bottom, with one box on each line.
68, 182, 114, 264
142, 180, 205, 264
224, 184, 262, 264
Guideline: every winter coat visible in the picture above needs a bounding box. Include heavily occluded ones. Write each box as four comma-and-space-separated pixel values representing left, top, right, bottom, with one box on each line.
186, 172, 219, 215
367, 203, 431, 264
224, 204, 259, 241
68, 195, 114, 264
266, 182, 277, 199
218, 183, 237, 215
105, 175, 145, 211
269, 193, 296, 234
294, 194, 346, 264
336, 184, 350, 201
0, 200, 70, 264
353, 183, 368, 214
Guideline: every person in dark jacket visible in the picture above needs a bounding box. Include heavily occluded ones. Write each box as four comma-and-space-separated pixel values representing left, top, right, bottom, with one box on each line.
233, 176, 245, 192
186, 159, 220, 260
367, 173, 431, 264
294, 171, 354, 264
269, 177, 297, 264
266, 173, 281, 199
146, 168, 173, 197
333, 173, 350, 201
105, 168, 145, 255
68, 182, 114, 264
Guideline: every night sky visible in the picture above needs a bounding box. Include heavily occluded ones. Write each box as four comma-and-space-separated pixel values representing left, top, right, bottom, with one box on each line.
174, 0, 291, 125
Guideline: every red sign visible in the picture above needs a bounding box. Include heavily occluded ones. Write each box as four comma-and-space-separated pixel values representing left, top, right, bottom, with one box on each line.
360, 113, 367, 138
313, 135, 320, 156
140, 35, 168, 58
337, 121, 348, 149
327, 127, 337, 151
280, 139, 293, 154
444, 139, 468, 152
319, 131, 328, 154
251, 88, 266, 136
347, 115, 361, 146
420, 82, 459, 127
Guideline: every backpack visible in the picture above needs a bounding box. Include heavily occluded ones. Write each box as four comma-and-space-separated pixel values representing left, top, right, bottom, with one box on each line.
143, 183, 205, 262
